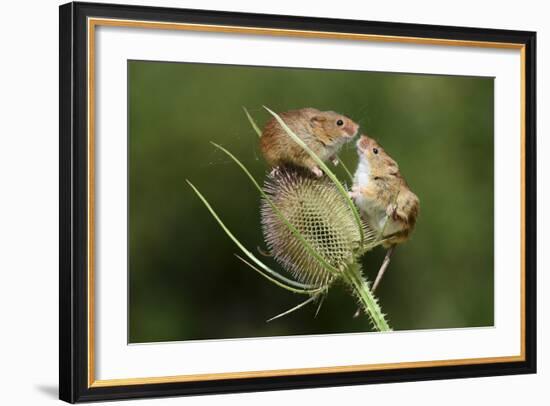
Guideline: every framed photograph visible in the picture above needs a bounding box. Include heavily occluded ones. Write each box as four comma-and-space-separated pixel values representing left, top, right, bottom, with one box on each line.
59, 1, 536, 403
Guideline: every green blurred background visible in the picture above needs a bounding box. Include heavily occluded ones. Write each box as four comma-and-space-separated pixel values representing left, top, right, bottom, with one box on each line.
128, 60, 494, 343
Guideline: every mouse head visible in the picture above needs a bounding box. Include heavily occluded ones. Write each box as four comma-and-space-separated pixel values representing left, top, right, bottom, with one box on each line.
310, 111, 359, 145
357, 135, 399, 176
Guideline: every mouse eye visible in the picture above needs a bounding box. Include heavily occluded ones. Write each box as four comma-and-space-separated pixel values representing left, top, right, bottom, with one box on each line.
373, 148, 379, 154
336, 119, 344, 126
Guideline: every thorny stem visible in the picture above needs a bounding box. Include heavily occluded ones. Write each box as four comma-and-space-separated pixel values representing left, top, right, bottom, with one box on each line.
372, 245, 395, 292
341, 262, 392, 332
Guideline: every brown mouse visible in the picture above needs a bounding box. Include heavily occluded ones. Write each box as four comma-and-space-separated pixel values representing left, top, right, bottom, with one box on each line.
351, 134, 419, 294
260, 108, 359, 176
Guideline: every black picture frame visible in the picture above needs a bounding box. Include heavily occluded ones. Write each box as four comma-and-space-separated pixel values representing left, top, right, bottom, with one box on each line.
59, 1, 537, 403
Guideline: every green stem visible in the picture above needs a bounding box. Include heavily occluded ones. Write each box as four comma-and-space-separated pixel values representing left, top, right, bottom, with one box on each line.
342, 262, 392, 332
338, 159, 354, 182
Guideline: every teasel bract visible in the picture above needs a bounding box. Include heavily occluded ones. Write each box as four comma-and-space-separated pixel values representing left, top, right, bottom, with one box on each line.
188, 107, 392, 332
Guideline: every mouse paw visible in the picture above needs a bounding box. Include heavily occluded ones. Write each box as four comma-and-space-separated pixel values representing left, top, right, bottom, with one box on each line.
331, 157, 339, 166
349, 186, 361, 199
312, 166, 323, 177
269, 167, 281, 177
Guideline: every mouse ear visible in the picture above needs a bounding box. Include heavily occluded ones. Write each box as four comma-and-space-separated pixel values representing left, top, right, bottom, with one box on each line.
387, 159, 400, 173
311, 115, 327, 123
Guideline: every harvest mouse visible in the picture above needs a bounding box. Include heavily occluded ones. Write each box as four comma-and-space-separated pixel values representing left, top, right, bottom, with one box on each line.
260, 108, 359, 177
350, 134, 419, 295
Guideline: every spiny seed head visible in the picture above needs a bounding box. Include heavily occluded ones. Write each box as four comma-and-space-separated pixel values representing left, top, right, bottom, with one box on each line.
261, 166, 365, 288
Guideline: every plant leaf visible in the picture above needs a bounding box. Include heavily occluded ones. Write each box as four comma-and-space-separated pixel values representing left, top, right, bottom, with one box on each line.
235, 254, 326, 295
266, 294, 319, 323
187, 180, 318, 290
242, 107, 262, 138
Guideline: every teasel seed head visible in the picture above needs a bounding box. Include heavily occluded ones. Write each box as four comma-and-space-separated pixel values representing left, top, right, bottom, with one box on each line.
261, 166, 374, 288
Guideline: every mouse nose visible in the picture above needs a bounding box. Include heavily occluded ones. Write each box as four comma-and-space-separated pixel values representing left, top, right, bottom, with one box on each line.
357, 135, 369, 151
345, 121, 359, 137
